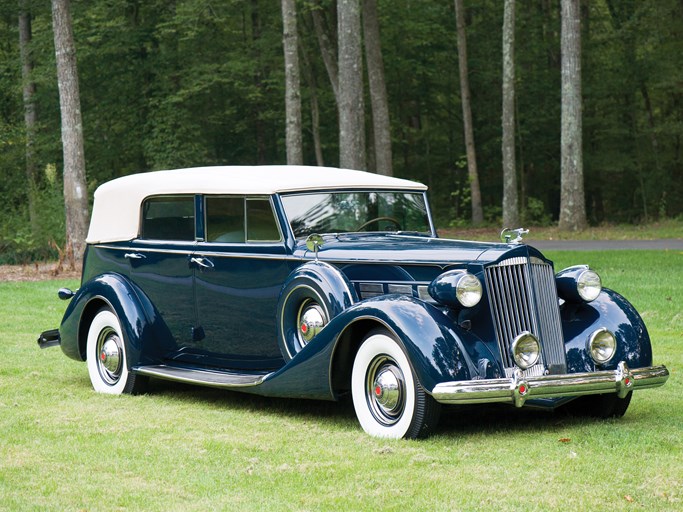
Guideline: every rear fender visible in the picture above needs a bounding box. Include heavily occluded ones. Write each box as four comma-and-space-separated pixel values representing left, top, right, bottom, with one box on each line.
59, 273, 161, 367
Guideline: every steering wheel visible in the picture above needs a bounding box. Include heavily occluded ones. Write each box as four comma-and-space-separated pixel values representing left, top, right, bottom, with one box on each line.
356, 216, 402, 232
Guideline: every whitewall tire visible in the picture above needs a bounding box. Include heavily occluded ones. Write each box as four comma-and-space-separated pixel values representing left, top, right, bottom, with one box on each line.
86, 308, 146, 395
351, 329, 440, 439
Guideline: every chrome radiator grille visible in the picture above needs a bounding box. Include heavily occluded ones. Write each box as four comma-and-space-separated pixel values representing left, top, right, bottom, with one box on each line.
484, 257, 566, 376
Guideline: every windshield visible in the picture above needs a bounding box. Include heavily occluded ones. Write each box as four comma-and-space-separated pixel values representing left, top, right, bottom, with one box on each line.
281, 191, 432, 238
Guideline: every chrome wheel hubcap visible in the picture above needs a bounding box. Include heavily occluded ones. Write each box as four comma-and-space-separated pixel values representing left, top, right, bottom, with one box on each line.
366, 357, 406, 425
97, 329, 123, 385
296, 300, 327, 347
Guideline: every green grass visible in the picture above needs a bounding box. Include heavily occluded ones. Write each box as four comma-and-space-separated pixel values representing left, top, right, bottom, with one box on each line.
1, 251, 681, 511
439, 218, 683, 241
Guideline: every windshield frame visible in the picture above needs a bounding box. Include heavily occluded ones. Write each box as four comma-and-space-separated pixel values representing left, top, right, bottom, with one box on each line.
279, 189, 437, 239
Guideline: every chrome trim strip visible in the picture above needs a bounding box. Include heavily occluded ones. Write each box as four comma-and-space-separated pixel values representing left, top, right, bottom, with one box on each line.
431, 363, 669, 407
94, 244, 295, 261
91, 243, 483, 267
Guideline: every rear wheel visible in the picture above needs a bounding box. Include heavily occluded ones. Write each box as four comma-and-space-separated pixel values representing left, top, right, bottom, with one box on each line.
86, 308, 147, 395
351, 329, 440, 439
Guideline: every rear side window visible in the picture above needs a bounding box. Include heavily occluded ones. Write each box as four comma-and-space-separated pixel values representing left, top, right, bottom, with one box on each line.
205, 197, 281, 243
205, 197, 245, 243
247, 199, 281, 241
141, 196, 195, 241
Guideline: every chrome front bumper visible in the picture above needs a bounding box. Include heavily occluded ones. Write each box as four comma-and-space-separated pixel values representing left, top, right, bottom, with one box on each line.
431, 362, 669, 407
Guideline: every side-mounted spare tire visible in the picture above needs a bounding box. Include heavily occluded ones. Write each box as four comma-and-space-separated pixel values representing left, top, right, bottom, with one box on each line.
276, 261, 357, 361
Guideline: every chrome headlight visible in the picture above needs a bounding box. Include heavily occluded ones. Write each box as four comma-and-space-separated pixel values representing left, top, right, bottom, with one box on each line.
587, 328, 616, 364
455, 273, 483, 308
428, 270, 483, 309
577, 269, 602, 302
556, 265, 602, 303
512, 332, 540, 369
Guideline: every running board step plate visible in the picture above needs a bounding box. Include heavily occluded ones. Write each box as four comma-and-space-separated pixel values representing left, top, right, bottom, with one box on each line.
133, 365, 270, 388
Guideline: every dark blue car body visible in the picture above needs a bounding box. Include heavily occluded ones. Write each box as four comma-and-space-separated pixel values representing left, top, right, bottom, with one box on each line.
39, 166, 669, 438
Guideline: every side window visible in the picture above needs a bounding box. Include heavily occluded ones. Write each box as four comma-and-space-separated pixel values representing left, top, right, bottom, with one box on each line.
247, 199, 281, 242
141, 196, 195, 241
205, 197, 245, 243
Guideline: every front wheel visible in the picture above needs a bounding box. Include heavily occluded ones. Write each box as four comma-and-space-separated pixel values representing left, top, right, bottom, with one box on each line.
351, 329, 440, 439
565, 391, 632, 419
86, 308, 147, 395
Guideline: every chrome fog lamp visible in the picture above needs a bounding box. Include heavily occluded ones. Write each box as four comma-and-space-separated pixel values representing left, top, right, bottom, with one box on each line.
455, 273, 483, 308
512, 332, 540, 369
577, 269, 602, 302
587, 328, 616, 364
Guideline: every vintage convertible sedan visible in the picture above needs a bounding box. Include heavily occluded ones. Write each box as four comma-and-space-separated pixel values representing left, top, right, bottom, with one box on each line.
39, 165, 669, 438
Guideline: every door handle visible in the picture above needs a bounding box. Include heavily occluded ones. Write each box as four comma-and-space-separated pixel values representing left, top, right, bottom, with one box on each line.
190, 257, 214, 269
124, 252, 146, 260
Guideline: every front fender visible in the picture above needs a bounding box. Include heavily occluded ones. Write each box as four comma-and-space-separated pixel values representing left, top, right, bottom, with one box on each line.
336, 296, 477, 391
59, 273, 160, 367
259, 295, 478, 399
561, 288, 653, 373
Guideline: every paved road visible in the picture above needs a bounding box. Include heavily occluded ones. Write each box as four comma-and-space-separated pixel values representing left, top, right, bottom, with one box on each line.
525, 239, 683, 251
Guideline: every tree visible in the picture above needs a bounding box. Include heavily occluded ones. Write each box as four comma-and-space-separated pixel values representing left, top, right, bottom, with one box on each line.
501, 0, 518, 227
18, 0, 38, 235
52, 0, 89, 264
281, 0, 303, 165
454, 0, 483, 226
338, 0, 365, 170
558, 0, 587, 231
362, 0, 392, 176
310, 0, 339, 104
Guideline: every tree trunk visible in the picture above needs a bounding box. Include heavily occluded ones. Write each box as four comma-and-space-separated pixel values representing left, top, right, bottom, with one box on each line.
298, 37, 325, 166
338, 0, 365, 170
251, 0, 267, 164
558, 0, 587, 231
52, 0, 89, 265
454, 0, 483, 225
19, 2, 39, 236
501, 0, 518, 227
362, 0, 392, 176
311, 0, 339, 104
281, 0, 303, 165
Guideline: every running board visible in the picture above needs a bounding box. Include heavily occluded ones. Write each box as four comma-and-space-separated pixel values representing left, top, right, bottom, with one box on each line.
133, 365, 270, 388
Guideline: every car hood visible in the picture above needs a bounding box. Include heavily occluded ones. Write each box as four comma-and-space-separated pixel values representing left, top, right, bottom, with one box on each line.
293, 233, 548, 267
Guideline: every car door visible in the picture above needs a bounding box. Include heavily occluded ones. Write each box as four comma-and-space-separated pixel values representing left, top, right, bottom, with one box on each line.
126, 195, 198, 357
189, 196, 291, 370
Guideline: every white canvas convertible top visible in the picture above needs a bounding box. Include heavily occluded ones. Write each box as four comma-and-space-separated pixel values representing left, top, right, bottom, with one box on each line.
86, 165, 427, 244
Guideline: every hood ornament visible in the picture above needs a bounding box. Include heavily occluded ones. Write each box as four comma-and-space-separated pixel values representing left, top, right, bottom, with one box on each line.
500, 227, 529, 244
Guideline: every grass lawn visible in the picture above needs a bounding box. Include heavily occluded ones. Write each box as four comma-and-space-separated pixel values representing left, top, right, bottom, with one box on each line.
438, 218, 683, 242
1, 250, 680, 511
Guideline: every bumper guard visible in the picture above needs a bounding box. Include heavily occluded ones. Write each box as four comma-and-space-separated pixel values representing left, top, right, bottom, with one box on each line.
431, 362, 669, 407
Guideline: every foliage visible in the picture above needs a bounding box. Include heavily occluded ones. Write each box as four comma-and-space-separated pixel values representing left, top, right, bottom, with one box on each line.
0, 165, 64, 264
521, 197, 553, 226
0, 0, 682, 259
1, 251, 680, 510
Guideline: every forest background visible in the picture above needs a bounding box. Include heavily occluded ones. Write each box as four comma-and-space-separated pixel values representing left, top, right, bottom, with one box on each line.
1, 0, 682, 263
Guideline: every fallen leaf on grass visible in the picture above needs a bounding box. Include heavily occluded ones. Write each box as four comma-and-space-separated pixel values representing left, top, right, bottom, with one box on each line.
624, 495, 634, 503
558, 438, 571, 443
